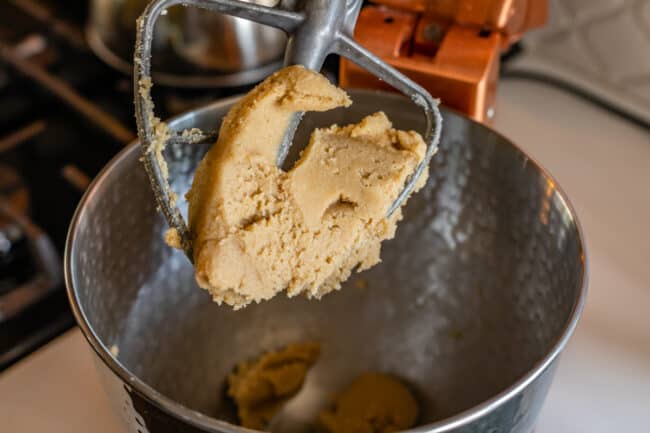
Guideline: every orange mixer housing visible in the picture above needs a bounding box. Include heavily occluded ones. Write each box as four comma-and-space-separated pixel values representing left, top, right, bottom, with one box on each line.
340, 0, 547, 123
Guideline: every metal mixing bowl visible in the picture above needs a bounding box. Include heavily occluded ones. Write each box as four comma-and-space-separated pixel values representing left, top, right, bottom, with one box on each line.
66, 90, 587, 433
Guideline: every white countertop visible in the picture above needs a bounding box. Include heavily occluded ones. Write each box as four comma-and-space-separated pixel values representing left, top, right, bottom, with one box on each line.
494, 79, 650, 433
2, 79, 649, 432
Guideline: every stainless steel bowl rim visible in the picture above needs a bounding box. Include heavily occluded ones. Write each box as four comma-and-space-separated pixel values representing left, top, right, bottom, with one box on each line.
65, 90, 588, 433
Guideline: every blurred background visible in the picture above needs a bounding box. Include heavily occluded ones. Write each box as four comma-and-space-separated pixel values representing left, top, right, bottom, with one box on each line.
0, 0, 648, 431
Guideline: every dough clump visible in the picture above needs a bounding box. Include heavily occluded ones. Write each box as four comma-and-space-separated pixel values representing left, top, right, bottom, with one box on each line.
227, 342, 320, 429
184, 65, 428, 308
319, 373, 418, 433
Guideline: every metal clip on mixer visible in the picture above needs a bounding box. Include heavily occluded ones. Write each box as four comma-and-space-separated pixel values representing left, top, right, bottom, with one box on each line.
134, 0, 443, 260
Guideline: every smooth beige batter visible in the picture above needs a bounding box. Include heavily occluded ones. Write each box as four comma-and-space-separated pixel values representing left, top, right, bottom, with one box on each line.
319, 373, 418, 433
184, 65, 428, 309
227, 342, 320, 430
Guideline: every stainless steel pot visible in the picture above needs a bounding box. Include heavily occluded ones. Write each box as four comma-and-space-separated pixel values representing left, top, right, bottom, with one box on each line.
66, 90, 587, 433
87, 0, 286, 87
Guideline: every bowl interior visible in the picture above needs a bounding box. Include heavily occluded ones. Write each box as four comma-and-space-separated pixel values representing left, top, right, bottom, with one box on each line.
68, 91, 584, 431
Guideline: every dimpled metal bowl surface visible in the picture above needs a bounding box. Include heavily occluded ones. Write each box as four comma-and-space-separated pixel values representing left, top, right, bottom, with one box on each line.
66, 90, 586, 433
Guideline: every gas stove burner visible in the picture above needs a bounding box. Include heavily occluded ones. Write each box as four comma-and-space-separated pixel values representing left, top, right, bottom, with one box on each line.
0, 163, 30, 231
0, 165, 59, 320
0, 165, 32, 297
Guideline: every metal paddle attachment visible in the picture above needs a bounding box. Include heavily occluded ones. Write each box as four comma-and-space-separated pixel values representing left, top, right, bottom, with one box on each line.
134, 0, 443, 260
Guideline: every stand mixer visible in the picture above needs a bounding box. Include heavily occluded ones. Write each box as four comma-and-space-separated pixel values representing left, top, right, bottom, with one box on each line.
65, 2, 587, 432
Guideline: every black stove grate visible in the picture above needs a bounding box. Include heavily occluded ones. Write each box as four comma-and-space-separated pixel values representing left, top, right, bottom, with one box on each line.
0, 0, 240, 370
